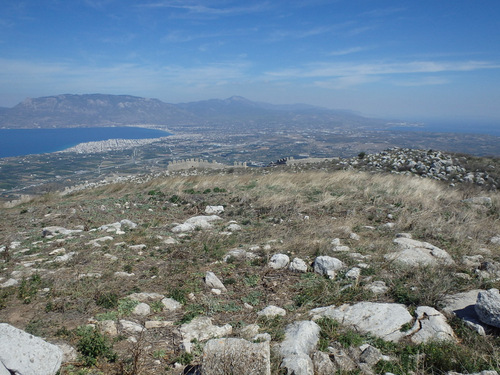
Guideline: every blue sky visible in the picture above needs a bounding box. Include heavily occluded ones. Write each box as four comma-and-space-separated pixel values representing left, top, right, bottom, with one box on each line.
1, 0, 500, 122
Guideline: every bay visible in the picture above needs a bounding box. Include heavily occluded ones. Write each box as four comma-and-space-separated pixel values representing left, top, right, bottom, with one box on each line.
0, 127, 171, 158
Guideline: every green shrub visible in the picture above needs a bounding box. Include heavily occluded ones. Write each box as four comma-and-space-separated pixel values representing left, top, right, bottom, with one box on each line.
95, 292, 119, 309
76, 326, 116, 366
17, 274, 42, 304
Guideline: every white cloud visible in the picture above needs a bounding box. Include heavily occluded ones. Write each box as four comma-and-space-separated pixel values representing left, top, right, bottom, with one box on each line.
392, 77, 449, 87
328, 46, 370, 56
139, 1, 270, 17
266, 60, 500, 79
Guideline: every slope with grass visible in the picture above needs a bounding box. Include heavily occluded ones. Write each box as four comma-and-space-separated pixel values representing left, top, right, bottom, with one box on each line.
0, 164, 499, 374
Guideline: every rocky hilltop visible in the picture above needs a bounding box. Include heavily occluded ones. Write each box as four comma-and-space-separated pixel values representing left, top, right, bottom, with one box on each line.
0, 158, 499, 374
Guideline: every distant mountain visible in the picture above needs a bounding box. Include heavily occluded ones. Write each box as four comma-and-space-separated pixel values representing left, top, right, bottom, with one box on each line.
0, 94, 197, 128
0, 93, 386, 129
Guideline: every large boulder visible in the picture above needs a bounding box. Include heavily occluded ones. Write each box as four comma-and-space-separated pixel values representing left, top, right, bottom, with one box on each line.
442, 289, 487, 335
280, 321, 320, 375
0, 323, 63, 375
475, 288, 500, 328
202, 338, 270, 375
310, 302, 413, 342
408, 306, 456, 344
385, 237, 454, 267
179, 317, 232, 353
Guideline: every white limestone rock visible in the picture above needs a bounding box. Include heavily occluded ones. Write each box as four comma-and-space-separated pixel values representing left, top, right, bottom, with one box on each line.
257, 305, 286, 318
172, 215, 222, 233
359, 345, 383, 366
54, 252, 76, 263
161, 297, 182, 311
1, 278, 18, 288
202, 338, 270, 375
310, 302, 413, 342
0, 323, 63, 375
441, 289, 487, 335
42, 226, 82, 236
409, 306, 456, 344
145, 321, 173, 329
289, 257, 308, 273
345, 267, 361, 280
226, 223, 242, 231
128, 292, 165, 302
280, 321, 320, 375
313, 256, 344, 279
98, 320, 118, 336
475, 288, 500, 328
205, 205, 224, 214
132, 302, 151, 316
119, 320, 144, 335
364, 281, 389, 295
385, 237, 454, 267
180, 317, 232, 353
223, 248, 257, 262
312, 351, 336, 375
269, 253, 290, 269
205, 271, 227, 292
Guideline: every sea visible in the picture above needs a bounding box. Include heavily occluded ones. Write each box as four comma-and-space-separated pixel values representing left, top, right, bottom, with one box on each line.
388, 119, 500, 137
0, 127, 171, 158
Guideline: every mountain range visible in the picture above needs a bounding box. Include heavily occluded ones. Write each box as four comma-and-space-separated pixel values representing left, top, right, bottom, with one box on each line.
0, 94, 386, 129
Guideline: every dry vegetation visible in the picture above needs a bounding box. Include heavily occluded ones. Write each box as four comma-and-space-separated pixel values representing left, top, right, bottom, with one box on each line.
1, 166, 499, 374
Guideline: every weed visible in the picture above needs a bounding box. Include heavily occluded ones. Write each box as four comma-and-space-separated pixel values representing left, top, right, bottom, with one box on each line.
17, 274, 42, 304
173, 352, 193, 365
243, 274, 260, 287
94, 292, 119, 309
25, 319, 47, 337
76, 326, 116, 366
258, 316, 286, 341
241, 290, 262, 306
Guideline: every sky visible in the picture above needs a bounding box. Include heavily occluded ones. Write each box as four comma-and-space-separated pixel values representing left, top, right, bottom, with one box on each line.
1, 0, 500, 122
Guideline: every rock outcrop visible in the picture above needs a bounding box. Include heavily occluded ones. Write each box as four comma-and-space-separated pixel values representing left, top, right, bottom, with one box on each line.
0, 323, 63, 375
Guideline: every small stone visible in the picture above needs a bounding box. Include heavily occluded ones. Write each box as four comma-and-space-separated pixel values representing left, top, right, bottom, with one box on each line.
205, 271, 227, 292
120, 320, 144, 335
1, 278, 18, 288
98, 320, 118, 336
161, 297, 182, 311
205, 205, 224, 214
349, 233, 360, 241
289, 257, 308, 273
360, 345, 382, 366
268, 253, 290, 269
227, 223, 242, 231
345, 267, 361, 280
257, 305, 286, 318
132, 303, 151, 316
313, 256, 344, 279
145, 321, 173, 329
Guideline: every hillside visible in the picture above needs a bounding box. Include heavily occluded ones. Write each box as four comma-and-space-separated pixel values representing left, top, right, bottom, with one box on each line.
1, 163, 500, 374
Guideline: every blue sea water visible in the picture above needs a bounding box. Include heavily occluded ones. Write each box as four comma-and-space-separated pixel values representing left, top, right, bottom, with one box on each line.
389, 120, 500, 137
0, 127, 171, 158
